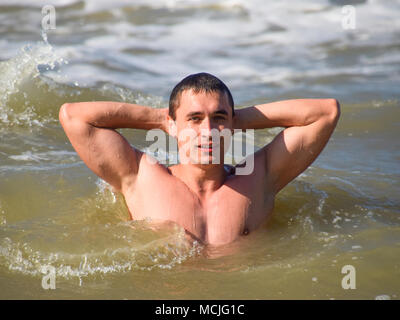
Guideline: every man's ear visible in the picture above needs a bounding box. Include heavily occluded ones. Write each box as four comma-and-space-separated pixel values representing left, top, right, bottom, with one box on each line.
166, 114, 177, 138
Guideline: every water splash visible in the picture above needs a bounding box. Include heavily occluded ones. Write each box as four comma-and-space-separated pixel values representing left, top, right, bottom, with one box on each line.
0, 42, 58, 104
0, 175, 204, 280
0, 224, 203, 280
0, 30, 69, 128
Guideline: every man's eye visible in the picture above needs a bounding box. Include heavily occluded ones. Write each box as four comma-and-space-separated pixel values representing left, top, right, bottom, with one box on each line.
190, 117, 201, 121
214, 116, 226, 120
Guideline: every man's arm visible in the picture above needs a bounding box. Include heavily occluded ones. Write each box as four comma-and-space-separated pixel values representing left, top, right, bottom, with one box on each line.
59, 101, 168, 193
234, 99, 340, 194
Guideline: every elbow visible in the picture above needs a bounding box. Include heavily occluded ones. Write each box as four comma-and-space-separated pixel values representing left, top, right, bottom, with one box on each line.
325, 98, 341, 124
59, 103, 75, 125
59, 103, 69, 124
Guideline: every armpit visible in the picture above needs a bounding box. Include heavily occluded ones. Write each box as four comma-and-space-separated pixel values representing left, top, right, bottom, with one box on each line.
223, 164, 235, 176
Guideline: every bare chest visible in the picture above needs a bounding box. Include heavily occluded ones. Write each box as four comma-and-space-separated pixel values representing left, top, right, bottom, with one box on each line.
125, 178, 273, 245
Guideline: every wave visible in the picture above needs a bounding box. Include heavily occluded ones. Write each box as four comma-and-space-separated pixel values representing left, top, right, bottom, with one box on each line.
0, 178, 203, 280
0, 36, 165, 131
0, 229, 202, 279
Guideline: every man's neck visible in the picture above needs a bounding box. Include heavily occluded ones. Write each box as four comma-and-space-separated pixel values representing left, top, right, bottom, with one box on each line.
174, 163, 227, 200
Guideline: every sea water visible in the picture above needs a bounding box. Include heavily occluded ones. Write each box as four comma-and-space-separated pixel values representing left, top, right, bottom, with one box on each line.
0, 0, 399, 299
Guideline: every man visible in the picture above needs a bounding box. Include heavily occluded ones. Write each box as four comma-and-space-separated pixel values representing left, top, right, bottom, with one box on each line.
59, 73, 340, 246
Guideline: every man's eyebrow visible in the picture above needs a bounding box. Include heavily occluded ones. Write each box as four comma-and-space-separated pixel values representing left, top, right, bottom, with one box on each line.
186, 111, 203, 117
214, 110, 228, 116
186, 109, 228, 117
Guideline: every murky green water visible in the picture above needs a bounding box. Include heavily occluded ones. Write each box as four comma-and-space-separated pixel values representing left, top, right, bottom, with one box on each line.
0, 0, 399, 299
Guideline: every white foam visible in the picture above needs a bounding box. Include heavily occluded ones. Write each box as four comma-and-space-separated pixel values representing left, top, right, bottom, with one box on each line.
9, 150, 77, 162
0, 39, 66, 129
0, 228, 203, 279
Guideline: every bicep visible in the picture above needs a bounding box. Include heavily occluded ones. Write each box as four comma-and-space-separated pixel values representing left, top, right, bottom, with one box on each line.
264, 116, 338, 194
60, 117, 141, 193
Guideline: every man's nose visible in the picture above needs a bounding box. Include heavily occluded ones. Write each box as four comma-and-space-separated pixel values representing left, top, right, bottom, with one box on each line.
200, 118, 219, 140
200, 118, 214, 135
202, 116, 221, 129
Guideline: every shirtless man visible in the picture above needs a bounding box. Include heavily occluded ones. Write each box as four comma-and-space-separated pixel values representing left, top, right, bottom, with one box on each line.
59, 73, 340, 246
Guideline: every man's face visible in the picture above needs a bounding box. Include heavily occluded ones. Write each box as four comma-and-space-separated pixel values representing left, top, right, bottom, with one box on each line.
172, 89, 234, 166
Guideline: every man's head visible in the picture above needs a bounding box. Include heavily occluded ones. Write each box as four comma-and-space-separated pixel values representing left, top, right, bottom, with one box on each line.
169, 72, 234, 121
167, 73, 235, 166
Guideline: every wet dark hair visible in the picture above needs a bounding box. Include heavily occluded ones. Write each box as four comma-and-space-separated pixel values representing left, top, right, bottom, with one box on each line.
169, 72, 234, 120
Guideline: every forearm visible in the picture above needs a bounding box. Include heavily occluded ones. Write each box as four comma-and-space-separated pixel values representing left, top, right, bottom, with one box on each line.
59, 101, 167, 130
235, 99, 340, 130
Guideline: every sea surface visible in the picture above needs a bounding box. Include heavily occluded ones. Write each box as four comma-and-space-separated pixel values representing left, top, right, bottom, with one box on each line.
0, 0, 399, 299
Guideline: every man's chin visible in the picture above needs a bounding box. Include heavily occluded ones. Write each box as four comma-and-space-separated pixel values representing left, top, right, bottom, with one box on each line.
192, 162, 223, 169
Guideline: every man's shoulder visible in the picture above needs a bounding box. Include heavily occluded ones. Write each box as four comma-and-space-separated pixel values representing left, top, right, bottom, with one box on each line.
126, 153, 174, 192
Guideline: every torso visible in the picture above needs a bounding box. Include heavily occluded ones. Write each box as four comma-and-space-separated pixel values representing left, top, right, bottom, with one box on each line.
123, 152, 275, 246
